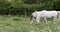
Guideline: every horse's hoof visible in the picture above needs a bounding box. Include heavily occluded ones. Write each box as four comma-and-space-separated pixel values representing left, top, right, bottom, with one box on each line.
35, 23, 39, 25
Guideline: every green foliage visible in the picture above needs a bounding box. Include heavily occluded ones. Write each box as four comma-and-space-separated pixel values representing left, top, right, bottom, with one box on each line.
0, 0, 60, 15
23, 0, 40, 4
53, 0, 60, 9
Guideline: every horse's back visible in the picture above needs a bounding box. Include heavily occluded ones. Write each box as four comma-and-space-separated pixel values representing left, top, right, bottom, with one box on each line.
40, 11, 58, 18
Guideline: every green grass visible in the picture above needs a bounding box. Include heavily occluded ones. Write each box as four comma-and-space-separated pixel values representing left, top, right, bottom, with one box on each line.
0, 15, 60, 32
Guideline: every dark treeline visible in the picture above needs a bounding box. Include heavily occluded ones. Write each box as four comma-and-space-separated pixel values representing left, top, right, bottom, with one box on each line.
0, 0, 60, 16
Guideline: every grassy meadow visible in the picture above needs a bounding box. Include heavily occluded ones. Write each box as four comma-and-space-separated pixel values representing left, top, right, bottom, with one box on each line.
0, 15, 60, 32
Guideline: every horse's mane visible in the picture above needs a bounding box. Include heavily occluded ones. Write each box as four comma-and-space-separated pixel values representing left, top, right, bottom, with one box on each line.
42, 10, 47, 11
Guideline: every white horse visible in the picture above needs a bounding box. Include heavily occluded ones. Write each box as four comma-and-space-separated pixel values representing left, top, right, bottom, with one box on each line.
30, 10, 60, 24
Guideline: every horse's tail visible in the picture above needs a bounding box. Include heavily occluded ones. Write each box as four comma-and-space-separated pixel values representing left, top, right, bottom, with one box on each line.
57, 11, 60, 17
57, 11, 60, 14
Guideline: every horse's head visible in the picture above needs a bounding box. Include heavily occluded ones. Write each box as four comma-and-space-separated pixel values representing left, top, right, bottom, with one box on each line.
30, 11, 38, 24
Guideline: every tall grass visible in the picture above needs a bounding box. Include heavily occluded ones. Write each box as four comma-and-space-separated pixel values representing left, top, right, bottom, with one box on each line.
0, 15, 60, 32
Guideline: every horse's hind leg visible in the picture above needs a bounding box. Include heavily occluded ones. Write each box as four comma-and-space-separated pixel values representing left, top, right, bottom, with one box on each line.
43, 17, 47, 24
53, 16, 58, 24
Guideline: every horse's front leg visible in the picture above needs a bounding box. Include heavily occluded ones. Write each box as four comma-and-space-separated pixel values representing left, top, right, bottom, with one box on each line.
35, 17, 40, 25
43, 17, 47, 24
